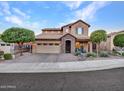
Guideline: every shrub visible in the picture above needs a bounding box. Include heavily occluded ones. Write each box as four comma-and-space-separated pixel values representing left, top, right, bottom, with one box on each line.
122, 52, 124, 56
99, 51, 109, 57
0, 51, 4, 59
74, 51, 81, 56
112, 49, 121, 56
4, 53, 12, 60
86, 52, 96, 57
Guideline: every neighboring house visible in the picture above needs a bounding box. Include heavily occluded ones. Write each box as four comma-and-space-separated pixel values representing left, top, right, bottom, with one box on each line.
0, 40, 14, 54
99, 31, 124, 51
34, 20, 93, 54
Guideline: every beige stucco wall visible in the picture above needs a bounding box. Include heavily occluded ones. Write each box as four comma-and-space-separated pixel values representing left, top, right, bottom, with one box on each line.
62, 26, 71, 35
110, 32, 124, 51
0, 43, 14, 54
62, 21, 89, 37
99, 37, 113, 51
0, 46, 12, 53
83, 42, 88, 52
100, 31, 124, 51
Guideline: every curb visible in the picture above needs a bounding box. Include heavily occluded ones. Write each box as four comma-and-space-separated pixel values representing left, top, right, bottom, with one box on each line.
0, 59, 124, 73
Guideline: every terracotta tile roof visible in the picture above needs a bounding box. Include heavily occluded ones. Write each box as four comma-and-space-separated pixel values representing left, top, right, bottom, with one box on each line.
75, 36, 90, 40
42, 28, 61, 31
36, 33, 90, 40
41, 19, 90, 31
62, 19, 90, 28
107, 32, 117, 37
36, 34, 63, 39
118, 30, 124, 33
60, 33, 76, 39
107, 30, 124, 37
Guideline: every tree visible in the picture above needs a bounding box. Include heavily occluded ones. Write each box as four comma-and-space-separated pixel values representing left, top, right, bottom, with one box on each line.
90, 30, 107, 57
113, 34, 124, 55
1, 27, 35, 56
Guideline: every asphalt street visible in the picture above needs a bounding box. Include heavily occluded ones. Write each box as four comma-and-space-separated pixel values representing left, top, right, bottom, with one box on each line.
0, 68, 124, 91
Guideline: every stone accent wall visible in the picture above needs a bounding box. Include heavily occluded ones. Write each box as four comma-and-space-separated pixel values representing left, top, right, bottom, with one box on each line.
71, 21, 89, 37
61, 34, 75, 53
62, 21, 89, 38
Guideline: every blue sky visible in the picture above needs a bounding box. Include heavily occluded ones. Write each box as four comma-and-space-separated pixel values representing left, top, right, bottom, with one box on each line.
0, 1, 124, 35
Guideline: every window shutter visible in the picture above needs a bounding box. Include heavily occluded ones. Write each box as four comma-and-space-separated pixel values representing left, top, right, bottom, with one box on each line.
76, 28, 78, 34
82, 28, 84, 34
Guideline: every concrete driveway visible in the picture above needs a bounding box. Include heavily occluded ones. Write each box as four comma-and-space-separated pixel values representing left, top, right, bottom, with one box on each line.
4, 53, 79, 63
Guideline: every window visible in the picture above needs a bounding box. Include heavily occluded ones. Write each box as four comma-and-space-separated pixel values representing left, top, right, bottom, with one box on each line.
49, 43, 53, 46
37, 43, 41, 45
55, 43, 59, 46
7, 44, 10, 46
45, 31, 47, 33
76, 27, 84, 35
43, 43, 47, 45
66, 29, 69, 33
1, 44, 5, 46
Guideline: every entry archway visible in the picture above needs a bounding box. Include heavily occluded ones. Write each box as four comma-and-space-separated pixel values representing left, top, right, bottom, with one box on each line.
65, 40, 71, 53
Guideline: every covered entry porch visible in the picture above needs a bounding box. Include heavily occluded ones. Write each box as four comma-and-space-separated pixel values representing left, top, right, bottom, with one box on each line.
61, 33, 92, 53
75, 39, 92, 53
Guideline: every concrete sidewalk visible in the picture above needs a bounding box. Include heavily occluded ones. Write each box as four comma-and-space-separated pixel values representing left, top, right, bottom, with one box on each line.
0, 59, 124, 73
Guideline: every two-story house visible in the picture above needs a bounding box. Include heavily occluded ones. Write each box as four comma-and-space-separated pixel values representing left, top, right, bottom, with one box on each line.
34, 20, 92, 54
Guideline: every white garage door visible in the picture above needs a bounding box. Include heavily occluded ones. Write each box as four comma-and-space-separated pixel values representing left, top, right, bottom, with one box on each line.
36, 44, 61, 53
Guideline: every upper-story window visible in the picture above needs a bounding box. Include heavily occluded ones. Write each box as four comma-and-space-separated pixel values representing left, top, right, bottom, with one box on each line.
76, 27, 84, 35
66, 29, 69, 33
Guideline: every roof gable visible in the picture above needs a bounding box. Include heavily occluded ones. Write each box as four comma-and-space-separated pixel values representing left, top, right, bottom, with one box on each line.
60, 33, 76, 39
61, 19, 90, 28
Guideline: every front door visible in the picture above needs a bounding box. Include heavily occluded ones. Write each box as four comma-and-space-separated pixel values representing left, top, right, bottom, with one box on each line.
65, 40, 71, 53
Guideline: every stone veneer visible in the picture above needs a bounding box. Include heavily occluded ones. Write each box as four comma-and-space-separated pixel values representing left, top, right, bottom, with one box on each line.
61, 34, 76, 53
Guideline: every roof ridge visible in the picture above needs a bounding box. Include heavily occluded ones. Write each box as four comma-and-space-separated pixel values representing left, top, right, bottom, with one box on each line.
61, 19, 90, 28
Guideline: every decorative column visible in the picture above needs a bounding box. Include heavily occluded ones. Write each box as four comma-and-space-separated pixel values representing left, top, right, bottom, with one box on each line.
89, 42, 92, 53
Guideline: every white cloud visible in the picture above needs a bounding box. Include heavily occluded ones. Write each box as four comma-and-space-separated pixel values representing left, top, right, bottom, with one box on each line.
5, 15, 23, 25
63, 1, 84, 10
75, 1, 110, 20
0, 2, 47, 35
1, 2, 30, 26
0, 2, 11, 15
12, 8, 26, 17
12, 7, 30, 19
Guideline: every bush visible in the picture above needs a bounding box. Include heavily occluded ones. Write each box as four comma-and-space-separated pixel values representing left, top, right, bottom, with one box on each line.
122, 52, 124, 56
4, 53, 12, 60
0, 51, 4, 59
86, 52, 96, 57
99, 51, 109, 57
74, 51, 81, 56
112, 49, 121, 56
